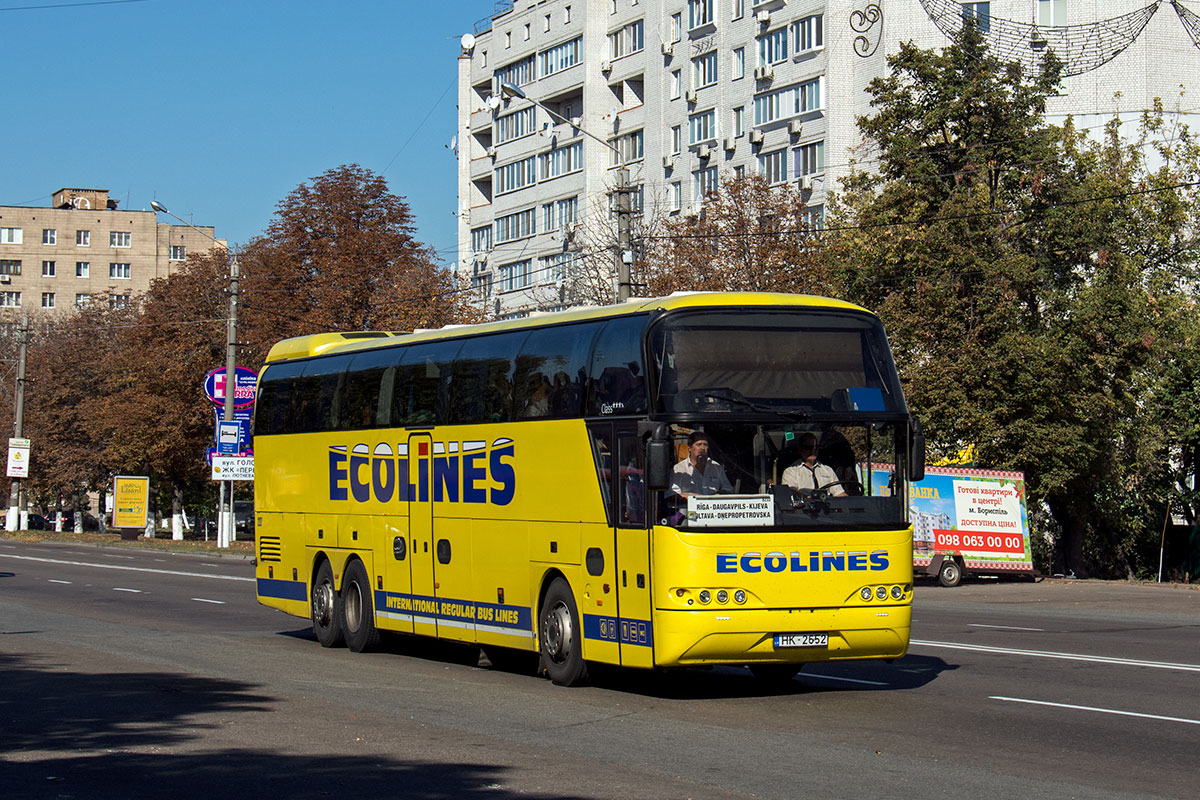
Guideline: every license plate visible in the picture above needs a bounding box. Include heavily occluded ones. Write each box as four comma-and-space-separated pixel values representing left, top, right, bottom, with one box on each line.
773, 632, 828, 648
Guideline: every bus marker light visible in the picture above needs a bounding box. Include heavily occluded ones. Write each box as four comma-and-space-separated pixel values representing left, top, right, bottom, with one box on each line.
734, 590, 746, 604
699, 590, 711, 604
890, 585, 904, 599
716, 590, 728, 603
876, 586, 888, 600
861, 587, 873, 601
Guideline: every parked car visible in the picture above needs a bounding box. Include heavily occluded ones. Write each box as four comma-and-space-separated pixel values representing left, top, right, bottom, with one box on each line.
26, 513, 49, 531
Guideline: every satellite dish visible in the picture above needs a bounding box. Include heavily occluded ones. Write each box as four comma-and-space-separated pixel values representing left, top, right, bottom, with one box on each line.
460, 33, 476, 52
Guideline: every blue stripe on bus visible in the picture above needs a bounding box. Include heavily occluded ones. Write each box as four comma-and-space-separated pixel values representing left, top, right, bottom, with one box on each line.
257, 577, 308, 602
374, 590, 532, 630
582, 613, 653, 647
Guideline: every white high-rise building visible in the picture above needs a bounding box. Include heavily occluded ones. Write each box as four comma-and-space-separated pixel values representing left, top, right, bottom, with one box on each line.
456, 0, 1200, 318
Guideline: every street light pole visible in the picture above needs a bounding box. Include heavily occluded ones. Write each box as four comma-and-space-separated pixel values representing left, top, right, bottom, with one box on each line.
150, 201, 239, 548
499, 83, 634, 302
6, 316, 28, 532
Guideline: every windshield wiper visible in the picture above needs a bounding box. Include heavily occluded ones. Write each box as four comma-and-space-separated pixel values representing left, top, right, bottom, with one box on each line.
701, 392, 810, 421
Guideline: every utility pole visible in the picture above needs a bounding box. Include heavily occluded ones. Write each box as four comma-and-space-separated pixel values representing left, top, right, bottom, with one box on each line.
614, 168, 633, 303
6, 316, 28, 532
221, 252, 240, 548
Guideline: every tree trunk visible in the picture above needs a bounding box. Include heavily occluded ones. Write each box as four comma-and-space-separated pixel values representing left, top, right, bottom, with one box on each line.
171, 482, 184, 541
1047, 493, 1089, 578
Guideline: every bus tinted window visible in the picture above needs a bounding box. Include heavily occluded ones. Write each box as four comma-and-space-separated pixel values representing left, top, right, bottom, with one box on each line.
393, 340, 458, 425
294, 355, 352, 433
255, 359, 306, 436
447, 332, 525, 424
340, 347, 403, 430
588, 315, 648, 416
514, 322, 599, 419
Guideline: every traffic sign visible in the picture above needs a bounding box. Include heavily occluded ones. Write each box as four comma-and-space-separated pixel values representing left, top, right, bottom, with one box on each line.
212, 455, 254, 482
217, 420, 242, 455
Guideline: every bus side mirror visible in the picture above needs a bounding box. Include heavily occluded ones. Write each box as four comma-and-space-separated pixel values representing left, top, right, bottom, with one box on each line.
644, 424, 673, 491
908, 418, 926, 483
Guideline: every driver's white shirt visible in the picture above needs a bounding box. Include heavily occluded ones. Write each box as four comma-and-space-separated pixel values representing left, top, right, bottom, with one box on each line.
781, 461, 842, 494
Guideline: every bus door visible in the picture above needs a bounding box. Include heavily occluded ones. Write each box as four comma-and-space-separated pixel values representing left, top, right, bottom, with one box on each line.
407, 433, 438, 638
614, 426, 654, 668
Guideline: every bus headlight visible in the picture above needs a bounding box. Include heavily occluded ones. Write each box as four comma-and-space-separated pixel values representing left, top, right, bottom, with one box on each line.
699, 590, 711, 604
716, 590, 728, 604
734, 590, 746, 604
876, 586, 888, 600
891, 585, 904, 600
860, 587, 873, 601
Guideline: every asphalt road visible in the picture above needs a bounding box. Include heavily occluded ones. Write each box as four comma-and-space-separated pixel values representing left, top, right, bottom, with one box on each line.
1, 539, 1196, 799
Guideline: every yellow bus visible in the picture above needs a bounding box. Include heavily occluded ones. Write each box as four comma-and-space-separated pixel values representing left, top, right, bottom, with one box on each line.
253, 292, 924, 685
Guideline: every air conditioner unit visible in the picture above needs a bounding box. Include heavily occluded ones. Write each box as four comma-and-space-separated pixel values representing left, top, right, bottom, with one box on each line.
474, 252, 489, 265
662, 154, 675, 169
798, 176, 814, 191
486, 146, 497, 159
685, 89, 698, 104
753, 65, 774, 81
748, 129, 764, 144
0, 275, 10, 284
697, 145, 712, 159
661, 42, 673, 56
788, 119, 804, 136
569, 116, 582, 128
723, 137, 736, 151
756, 9, 771, 23
600, 60, 612, 73
683, 204, 701, 218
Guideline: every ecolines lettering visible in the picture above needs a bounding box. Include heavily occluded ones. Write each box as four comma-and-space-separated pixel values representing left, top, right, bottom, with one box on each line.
717, 550, 890, 574
329, 439, 516, 506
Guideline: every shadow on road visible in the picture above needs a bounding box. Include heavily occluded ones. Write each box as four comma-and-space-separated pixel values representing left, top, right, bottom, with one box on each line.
0, 650, 594, 800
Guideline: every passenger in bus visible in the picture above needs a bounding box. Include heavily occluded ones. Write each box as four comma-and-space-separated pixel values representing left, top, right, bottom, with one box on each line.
668, 430, 734, 497
781, 433, 847, 496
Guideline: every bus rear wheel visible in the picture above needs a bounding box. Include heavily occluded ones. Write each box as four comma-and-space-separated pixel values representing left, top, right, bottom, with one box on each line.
341, 560, 380, 653
539, 578, 588, 686
311, 560, 344, 648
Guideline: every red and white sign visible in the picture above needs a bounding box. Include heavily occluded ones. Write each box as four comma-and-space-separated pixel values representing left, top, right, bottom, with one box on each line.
933, 529, 1026, 557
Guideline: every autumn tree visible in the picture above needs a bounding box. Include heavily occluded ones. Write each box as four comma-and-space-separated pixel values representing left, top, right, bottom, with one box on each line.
822, 24, 1200, 578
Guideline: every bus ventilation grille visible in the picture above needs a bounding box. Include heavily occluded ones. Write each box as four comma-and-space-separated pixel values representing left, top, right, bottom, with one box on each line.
258, 536, 282, 563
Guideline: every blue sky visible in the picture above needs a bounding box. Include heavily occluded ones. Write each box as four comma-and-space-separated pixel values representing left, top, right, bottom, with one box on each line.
4, 0, 497, 264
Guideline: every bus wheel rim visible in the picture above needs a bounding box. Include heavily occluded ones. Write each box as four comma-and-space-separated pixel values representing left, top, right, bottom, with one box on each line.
314, 580, 335, 627
544, 601, 573, 664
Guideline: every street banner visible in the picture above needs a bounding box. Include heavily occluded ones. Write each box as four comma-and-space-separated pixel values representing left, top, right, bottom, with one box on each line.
212, 455, 254, 482
112, 476, 150, 529
6, 437, 30, 478
203, 366, 258, 410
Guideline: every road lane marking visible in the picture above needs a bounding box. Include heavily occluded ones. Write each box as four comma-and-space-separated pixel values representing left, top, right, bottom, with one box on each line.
802, 672, 889, 686
968, 623, 1045, 632
0, 553, 253, 582
48, 579, 72, 585
911, 639, 1200, 672
192, 598, 226, 604
991, 696, 1200, 726
114, 587, 143, 593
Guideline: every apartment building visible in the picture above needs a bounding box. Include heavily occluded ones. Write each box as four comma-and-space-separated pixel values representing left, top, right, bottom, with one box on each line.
0, 187, 222, 321
457, 0, 1200, 318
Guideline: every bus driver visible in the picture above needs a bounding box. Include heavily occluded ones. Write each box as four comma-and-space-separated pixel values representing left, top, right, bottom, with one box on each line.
669, 430, 734, 497
782, 433, 847, 497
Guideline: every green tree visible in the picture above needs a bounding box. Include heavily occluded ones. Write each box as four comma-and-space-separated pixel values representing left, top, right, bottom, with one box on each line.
824, 25, 1200, 578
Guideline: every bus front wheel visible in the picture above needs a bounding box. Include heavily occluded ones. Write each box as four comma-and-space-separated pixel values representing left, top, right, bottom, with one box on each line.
539, 578, 588, 686
311, 560, 344, 648
341, 560, 380, 653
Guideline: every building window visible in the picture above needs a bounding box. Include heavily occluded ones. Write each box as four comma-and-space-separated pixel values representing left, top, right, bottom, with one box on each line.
689, 109, 717, 144
688, 0, 713, 29
42, 260, 55, 277
612, 130, 644, 164
694, 166, 719, 200
793, 14, 824, 52
671, 125, 682, 154
671, 12, 682, 41
109, 262, 131, 279
0, 292, 21, 307
540, 36, 581, 77
670, 181, 683, 212
564, 5, 572, 23
494, 208, 536, 243
541, 141, 584, 179
75, 293, 91, 308
802, 205, 825, 231
494, 54, 536, 88
758, 27, 788, 65
504, 31, 511, 48
524, 22, 531, 41
76, 230, 90, 246
795, 140, 826, 176
169, 245, 186, 260
472, 273, 493, 300
0, 260, 21, 276
110, 231, 131, 248
609, 19, 644, 58
670, 70, 681, 99
542, 251, 579, 282
733, 106, 745, 136
732, 47, 745, 80
1038, 0, 1065, 27
497, 107, 536, 142
732, 0, 745, 21
471, 225, 493, 255
753, 77, 823, 124
499, 259, 532, 292
692, 50, 718, 88
42, 229, 56, 245
41, 292, 54, 309
758, 148, 788, 184
76, 261, 89, 278
0, 228, 21, 245
542, 196, 579, 230
109, 294, 131, 309
496, 155, 538, 195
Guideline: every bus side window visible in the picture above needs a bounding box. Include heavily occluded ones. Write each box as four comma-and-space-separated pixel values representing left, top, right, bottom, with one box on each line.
617, 433, 646, 526
588, 316, 648, 415
588, 424, 614, 527
296, 355, 350, 433
255, 360, 304, 435
515, 322, 599, 419
447, 332, 523, 424
395, 341, 456, 425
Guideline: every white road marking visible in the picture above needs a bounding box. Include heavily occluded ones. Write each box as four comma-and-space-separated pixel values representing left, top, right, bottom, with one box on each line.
968, 623, 1045, 632
105, 554, 135, 560
192, 597, 226, 605
991, 696, 1200, 726
48, 579, 72, 585
801, 672, 889, 686
114, 587, 143, 593
911, 639, 1200, 673
0, 553, 253, 582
